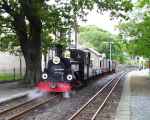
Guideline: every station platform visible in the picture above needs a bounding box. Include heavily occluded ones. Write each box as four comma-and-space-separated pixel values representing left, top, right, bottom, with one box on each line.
115, 69, 150, 120
0, 82, 32, 103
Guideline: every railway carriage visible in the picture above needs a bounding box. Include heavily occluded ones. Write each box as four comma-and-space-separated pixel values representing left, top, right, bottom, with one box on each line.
85, 48, 102, 77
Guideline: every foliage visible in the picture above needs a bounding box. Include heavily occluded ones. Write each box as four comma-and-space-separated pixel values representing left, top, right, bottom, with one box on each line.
0, 0, 133, 54
0, 0, 133, 83
79, 25, 127, 63
118, 1, 150, 58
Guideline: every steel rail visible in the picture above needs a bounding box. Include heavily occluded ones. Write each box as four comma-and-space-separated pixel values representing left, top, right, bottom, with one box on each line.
0, 97, 36, 115
1, 95, 57, 120
91, 72, 127, 120
6, 96, 57, 120
68, 71, 125, 120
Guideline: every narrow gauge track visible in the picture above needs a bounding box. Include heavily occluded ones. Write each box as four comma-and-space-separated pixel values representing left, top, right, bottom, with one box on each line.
0, 95, 58, 120
68, 71, 127, 120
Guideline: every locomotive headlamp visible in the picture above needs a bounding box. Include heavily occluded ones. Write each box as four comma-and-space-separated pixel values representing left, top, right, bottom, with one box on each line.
67, 74, 73, 81
42, 73, 48, 80
53, 56, 60, 64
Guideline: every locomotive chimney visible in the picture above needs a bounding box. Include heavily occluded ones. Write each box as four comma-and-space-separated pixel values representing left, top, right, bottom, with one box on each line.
54, 44, 63, 57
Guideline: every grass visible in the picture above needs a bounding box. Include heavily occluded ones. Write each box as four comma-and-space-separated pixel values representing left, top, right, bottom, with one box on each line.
0, 73, 22, 81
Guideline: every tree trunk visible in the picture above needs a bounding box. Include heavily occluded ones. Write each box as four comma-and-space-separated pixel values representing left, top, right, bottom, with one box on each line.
24, 48, 41, 85
23, 21, 42, 85
13, 14, 42, 85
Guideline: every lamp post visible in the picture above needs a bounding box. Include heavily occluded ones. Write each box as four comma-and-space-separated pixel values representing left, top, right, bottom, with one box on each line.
103, 41, 113, 61
109, 42, 112, 61
73, 14, 80, 49
103, 41, 113, 71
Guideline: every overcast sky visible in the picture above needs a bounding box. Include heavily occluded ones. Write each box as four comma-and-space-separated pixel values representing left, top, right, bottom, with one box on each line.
79, 0, 138, 34
47, 1, 119, 35
79, 10, 119, 35
47, 0, 138, 35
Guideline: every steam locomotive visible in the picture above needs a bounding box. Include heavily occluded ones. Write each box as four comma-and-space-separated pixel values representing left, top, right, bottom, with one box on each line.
36, 45, 116, 95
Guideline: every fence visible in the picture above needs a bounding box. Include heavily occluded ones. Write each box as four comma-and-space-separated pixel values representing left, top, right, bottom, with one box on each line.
0, 68, 24, 81
0, 52, 25, 81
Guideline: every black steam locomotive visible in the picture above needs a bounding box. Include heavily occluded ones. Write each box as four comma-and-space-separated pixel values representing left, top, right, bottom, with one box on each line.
36, 45, 116, 95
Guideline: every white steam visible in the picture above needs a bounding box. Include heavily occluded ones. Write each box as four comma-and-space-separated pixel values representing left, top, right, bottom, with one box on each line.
27, 89, 48, 99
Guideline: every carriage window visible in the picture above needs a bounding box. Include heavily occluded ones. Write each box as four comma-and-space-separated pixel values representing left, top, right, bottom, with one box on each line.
90, 59, 94, 67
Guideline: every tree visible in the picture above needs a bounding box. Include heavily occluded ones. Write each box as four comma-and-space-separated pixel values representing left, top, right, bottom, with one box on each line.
118, 1, 150, 58
0, 0, 72, 84
0, 0, 133, 85
79, 25, 127, 63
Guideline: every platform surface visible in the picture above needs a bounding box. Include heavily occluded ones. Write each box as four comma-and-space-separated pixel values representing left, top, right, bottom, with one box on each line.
0, 82, 31, 103
115, 69, 150, 120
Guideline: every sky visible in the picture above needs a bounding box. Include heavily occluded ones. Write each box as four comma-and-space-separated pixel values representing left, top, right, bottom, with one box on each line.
79, 10, 119, 35
47, 0, 119, 35
79, 0, 138, 35
48, 0, 138, 35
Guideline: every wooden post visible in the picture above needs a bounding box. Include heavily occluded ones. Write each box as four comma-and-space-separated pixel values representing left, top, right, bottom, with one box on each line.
20, 56, 22, 79
13, 68, 16, 81
148, 58, 150, 75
